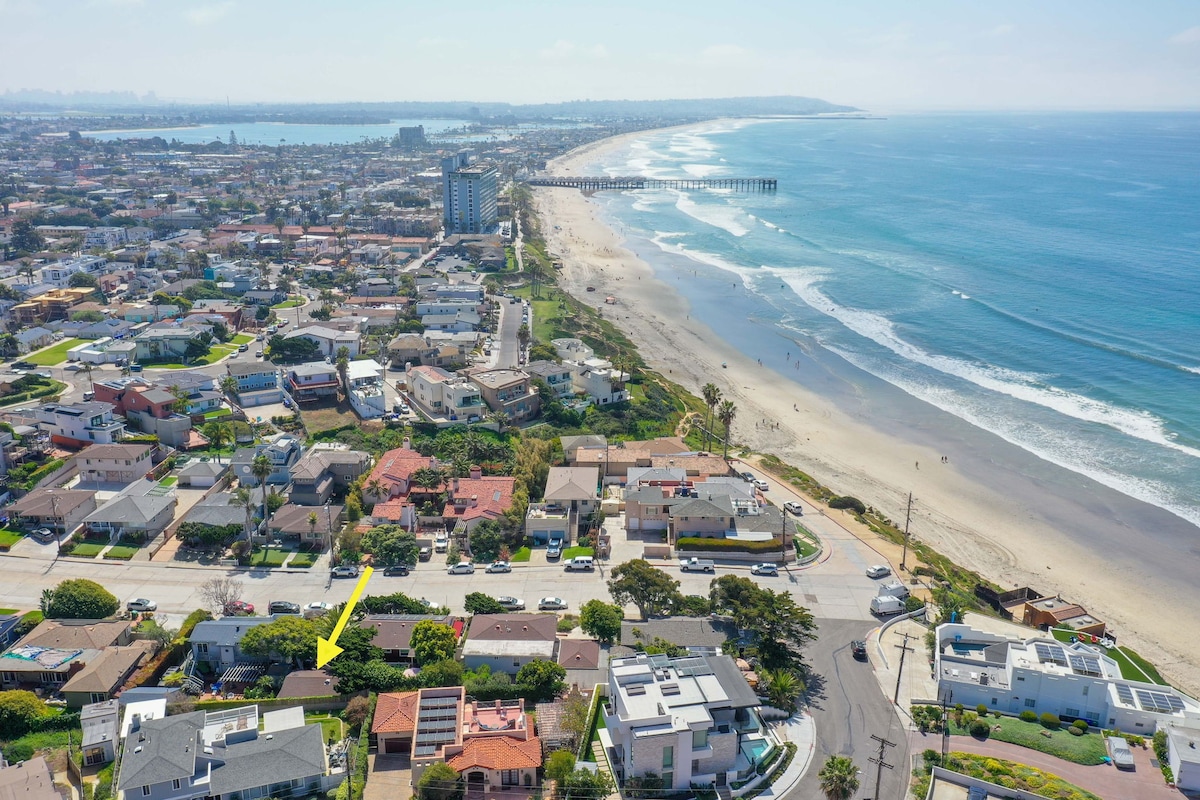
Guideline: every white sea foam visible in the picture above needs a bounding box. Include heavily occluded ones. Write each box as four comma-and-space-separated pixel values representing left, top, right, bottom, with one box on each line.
671, 190, 749, 237
769, 266, 1200, 461
682, 163, 722, 178
1182, 366, 1200, 375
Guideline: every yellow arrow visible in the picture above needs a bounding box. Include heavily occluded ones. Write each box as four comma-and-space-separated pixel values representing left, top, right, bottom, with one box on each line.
316, 566, 373, 668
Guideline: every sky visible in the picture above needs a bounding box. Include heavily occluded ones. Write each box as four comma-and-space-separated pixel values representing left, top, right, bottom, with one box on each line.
2, 0, 1198, 111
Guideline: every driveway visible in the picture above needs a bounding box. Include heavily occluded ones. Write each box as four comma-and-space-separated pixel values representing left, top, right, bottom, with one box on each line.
364, 753, 411, 800
931, 734, 1177, 800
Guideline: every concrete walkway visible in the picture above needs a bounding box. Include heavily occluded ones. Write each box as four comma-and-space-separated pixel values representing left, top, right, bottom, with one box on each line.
753, 712, 817, 799
920, 732, 1178, 800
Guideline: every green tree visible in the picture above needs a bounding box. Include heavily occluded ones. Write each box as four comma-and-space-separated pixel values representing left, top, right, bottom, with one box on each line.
201, 421, 231, 461
544, 750, 576, 787
818, 755, 860, 800
468, 518, 505, 562
716, 399, 737, 458
44, 578, 119, 619
250, 453, 272, 522
10, 219, 44, 253
335, 345, 351, 397
0, 690, 48, 739
580, 599, 623, 644
238, 615, 317, 666
361, 525, 418, 567
410, 620, 458, 665
68, 271, 100, 288
417, 763, 462, 800
709, 575, 816, 670
516, 659, 566, 701
607, 559, 682, 620
559, 768, 614, 799
219, 375, 239, 398
343, 695, 371, 731
761, 668, 803, 711
701, 382, 721, 451
464, 592, 506, 615
419, 658, 464, 688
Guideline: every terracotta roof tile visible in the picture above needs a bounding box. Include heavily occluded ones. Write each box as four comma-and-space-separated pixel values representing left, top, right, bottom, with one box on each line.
372, 691, 420, 734
446, 734, 542, 772
442, 476, 515, 522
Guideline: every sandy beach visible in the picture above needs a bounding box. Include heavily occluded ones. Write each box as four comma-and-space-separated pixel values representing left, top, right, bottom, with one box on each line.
532, 126, 1200, 695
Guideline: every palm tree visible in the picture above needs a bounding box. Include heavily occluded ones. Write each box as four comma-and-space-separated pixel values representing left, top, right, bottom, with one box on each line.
817, 755, 859, 800
411, 466, 446, 493
232, 487, 257, 543
486, 409, 511, 433
761, 668, 804, 712
202, 421, 231, 462
701, 383, 721, 451
716, 399, 737, 459
250, 454, 272, 522
334, 346, 351, 398
219, 375, 239, 398
307, 511, 319, 548
364, 478, 386, 505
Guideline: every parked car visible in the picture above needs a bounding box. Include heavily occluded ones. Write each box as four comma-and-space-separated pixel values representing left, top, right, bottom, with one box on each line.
497, 596, 525, 611
303, 602, 333, 619
547, 537, 563, 559
127, 598, 157, 613
382, 563, 410, 576
331, 565, 360, 578
866, 564, 892, 579
753, 479, 770, 491
851, 640, 867, 660
269, 601, 301, 615
237, 343, 249, 352
783, 501, 804, 515
434, 532, 449, 552
750, 563, 779, 576
447, 562, 476, 575
740, 471, 756, 482
538, 597, 568, 611
64, 363, 83, 372
486, 561, 511, 573
224, 600, 255, 616
418, 546, 432, 561
282, 397, 292, 408
31, 528, 56, 542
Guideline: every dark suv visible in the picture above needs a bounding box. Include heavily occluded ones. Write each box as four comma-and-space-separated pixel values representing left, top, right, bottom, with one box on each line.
383, 564, 411, 576
851, 640, 867, 660
268, 601, 300, 615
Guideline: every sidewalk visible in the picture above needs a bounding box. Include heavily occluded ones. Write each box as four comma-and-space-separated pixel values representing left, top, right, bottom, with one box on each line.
750, 711, 816, 799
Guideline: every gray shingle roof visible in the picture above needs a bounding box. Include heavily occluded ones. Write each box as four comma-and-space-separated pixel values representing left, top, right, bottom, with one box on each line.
84, 493, 175, 526
619, 618, 736, 649
117, 712, 202, 789
190, 617, 274, 648
208, 722, 326, 794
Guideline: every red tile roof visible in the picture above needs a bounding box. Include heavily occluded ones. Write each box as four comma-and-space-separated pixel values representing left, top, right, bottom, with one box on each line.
371, 499, 409, 522
365, 447, 437, 499
372, 691, 420, 734
442, 476, 516, 523
447, 733, 542, 772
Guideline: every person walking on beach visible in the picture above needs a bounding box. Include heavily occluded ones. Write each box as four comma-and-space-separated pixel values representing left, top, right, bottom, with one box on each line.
915, 461, 920, 469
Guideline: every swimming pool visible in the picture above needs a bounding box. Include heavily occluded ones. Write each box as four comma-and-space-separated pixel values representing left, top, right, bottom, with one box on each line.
741, 738, 770, 764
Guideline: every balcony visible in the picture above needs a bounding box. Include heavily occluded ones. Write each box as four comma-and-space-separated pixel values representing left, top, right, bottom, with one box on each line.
526, 503, 569, 520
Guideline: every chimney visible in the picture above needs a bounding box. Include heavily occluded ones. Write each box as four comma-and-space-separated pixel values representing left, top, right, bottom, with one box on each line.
402, 437, 411, 451
470, 465, 482, 479
452, 477, 459, 492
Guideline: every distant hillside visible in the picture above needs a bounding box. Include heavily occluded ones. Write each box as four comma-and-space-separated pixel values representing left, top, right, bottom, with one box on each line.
0, 93, 858, 121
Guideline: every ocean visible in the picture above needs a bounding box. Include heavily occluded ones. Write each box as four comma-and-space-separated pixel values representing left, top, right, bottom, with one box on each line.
586, 113, 1200, 533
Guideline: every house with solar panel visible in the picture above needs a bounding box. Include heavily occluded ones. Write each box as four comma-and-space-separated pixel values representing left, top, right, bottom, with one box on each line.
934, 623, 1200, 733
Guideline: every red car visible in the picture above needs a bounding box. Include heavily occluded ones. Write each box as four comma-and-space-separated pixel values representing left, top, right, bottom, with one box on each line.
224, 600, 255, 616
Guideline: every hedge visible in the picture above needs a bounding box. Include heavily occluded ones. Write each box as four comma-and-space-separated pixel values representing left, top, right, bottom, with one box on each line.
676, 537, 783, 554
350, 693, 377, 800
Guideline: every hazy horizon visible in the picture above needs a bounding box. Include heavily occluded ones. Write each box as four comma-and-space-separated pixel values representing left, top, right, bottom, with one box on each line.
2, 0, 1197, 112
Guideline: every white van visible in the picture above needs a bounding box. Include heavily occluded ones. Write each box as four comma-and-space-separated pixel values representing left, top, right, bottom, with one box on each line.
564, 556, 595, 571
877, 581, 910, 600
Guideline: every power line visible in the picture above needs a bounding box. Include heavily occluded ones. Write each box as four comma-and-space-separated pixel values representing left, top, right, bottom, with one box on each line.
893, 631, 916, 705
864, 733, 895, 800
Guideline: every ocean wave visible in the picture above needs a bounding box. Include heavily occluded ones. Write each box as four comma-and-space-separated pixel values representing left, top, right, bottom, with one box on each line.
683, 163, 723, 178
1183, 366, 1200, 375
647, 234, 757, 284
769, 267, 1200, 461
823, 343, 1200, 529
671, 190, 749, 237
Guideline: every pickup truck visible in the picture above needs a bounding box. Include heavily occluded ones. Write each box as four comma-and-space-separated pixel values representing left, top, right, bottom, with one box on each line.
679, 557, 715, 573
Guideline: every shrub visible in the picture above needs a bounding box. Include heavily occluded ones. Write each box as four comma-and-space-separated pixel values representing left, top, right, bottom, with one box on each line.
1067, 725, 1084, 736
828, 495, 867, 514
676, 536, 783, 554
0, 690, 48, 738
969, 719, 992, 738
1124, 734, 1144, 748
1071, 719, 1088, 733
1019, 710, 1038, 723
976, 704, 989, 717
45, 578, 119, 619
1039, 712, 1061, 729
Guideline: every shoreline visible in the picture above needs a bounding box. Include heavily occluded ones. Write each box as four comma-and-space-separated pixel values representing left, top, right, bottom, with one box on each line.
531, 123, 1200, 696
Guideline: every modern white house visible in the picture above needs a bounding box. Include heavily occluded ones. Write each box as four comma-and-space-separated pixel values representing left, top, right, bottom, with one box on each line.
404, 364, 485, 424
29, 401, 126, 448
1165, 724, 1200, 792
934, 623, 1200, 733
346, 359, 386, 419
550, 338, 630, 405
604, 653, 776, 792
283, 325, 360, 357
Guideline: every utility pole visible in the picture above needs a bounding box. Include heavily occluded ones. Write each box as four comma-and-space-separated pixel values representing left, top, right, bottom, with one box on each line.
893, 631, 916, 704
899, 492, 913, 571
865, 734, 896, 800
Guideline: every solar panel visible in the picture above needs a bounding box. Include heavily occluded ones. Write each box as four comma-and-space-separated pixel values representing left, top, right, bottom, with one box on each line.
1068, 654, 1102, 677
1035, 643, 1066, 666
1168, 695, 1185, 712
1115, 684, 1135, 704
414, 745, 437, 757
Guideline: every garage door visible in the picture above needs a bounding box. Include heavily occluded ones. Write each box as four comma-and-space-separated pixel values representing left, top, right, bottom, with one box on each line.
383, 737, 409, 754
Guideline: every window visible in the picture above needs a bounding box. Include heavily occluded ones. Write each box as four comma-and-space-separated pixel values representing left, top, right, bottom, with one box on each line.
662, 746, 673, 769
1, 672, 14, 683
1082, 686, 1089, 696
991, 698, 997, 705
1016, 676, 1025, 682
90, 693, 107, 704
692, 729, 708, 749
142, 787, 151, 797
196, 643, 209, 654
172, 780, 181, 790
1065, 708, 1080, 717
1024, 699, 1036, 708
661, 772, 673, 788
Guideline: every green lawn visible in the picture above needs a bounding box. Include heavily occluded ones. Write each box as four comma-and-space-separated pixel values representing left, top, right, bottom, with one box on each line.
232, 334, 255, 345
304, 712, 345, 743
27, 338, 88, 366
947, 714, 1108, 765
0, 530, 25, 548
249, 548, 290, 567
203, 408, 232, 420
0, 608, 18, 615
272, 296, 305, 309
159, 476, 178, 487
104, 545, 139, 560
510, 286, 560, 344
1050, 628, 1167, 684
510, 546, 531, 562
69, 543, 106, 557
793, 525, 820, 558
562, 546, 594, 560
289, 552, 317, 568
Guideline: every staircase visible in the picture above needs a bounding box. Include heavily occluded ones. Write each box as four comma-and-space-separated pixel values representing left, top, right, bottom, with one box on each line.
180, 651, 203, 695
715, 785, 733, 800
590, 741, 621, 800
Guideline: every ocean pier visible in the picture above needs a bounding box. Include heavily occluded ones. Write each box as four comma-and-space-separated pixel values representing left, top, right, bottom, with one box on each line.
527, 176, 777, 191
